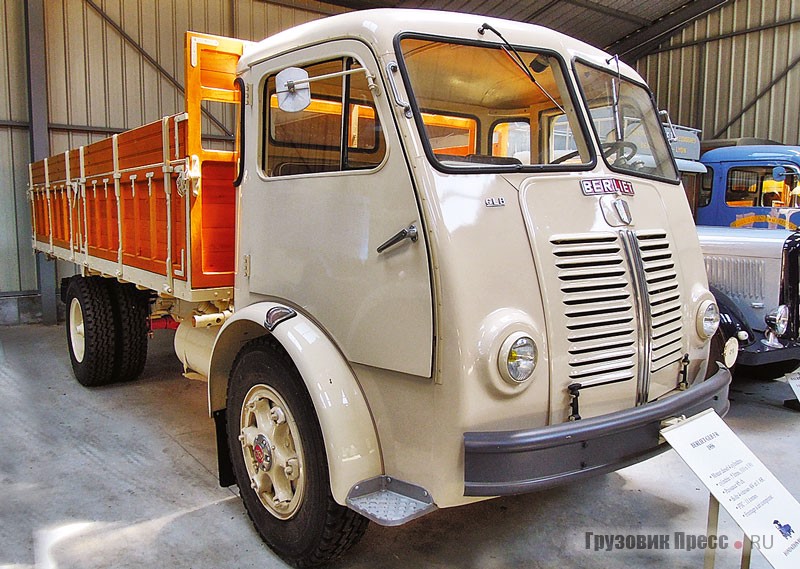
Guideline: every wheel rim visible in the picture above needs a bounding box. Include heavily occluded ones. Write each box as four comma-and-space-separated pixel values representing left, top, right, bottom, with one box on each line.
239, 384, 306, 519
69, 298, 86, 362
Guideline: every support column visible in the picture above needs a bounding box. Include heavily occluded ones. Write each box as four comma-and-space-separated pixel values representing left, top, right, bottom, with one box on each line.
25, 0, 57, 325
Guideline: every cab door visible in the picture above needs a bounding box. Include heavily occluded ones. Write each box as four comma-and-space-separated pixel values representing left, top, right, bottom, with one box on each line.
241, 40, 434, 378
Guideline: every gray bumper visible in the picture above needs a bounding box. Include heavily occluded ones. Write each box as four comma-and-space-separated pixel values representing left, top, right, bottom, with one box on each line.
463, 366, 731, 497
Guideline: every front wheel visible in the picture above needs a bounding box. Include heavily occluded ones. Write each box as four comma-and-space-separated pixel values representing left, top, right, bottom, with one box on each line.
226, 337, 368, 567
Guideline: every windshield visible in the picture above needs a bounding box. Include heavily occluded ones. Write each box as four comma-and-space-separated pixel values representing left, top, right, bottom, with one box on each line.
574, 61, 678, 182
398, 36, 591, 171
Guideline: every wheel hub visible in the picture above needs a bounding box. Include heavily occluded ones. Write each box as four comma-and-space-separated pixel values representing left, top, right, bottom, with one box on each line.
253, 434, 273, 471
239, 385, 306, 520
69, 298, 86, 363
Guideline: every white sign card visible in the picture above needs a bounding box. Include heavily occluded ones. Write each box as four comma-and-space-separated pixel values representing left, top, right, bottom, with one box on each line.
662, 409, 800, 569
788, 376, 800, 401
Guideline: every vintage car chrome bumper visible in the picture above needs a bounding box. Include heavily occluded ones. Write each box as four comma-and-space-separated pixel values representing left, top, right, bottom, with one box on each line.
463, 366, 731, 496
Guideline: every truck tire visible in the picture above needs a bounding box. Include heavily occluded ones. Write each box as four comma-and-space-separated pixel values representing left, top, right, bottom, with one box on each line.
65, 276, 117, 387
226, 337, 368, 567
106, 281, 150, 382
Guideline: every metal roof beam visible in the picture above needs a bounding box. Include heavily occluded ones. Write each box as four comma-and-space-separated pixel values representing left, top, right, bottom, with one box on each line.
558, 0, 649, 26
607, 0, 730, 63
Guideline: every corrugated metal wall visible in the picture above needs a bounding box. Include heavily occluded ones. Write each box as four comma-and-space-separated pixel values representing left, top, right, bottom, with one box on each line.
46, 0, 346, 154
0, 0, 36, 295
0, 0, 344, 310
637, 0, 800, 143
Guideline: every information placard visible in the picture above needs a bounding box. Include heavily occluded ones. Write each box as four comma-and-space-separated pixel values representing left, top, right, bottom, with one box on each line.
662, 409, 800, 569
789, 376, 800, 401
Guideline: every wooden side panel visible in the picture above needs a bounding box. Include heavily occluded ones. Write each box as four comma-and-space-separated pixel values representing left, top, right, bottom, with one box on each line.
190, 161, 236, 287
184, 32, 245, 289
29, 31, 244, 297
84, 176, 119, 263
30, 160, 49, 243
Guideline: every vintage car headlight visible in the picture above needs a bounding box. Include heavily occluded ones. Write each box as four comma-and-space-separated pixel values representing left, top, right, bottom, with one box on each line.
765, 305, 790, 336
499, 333, 537, 384
697, 300, 720, 339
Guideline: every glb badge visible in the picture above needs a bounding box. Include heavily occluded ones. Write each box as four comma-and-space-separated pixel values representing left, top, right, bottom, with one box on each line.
580, 178, 634, 196
485, 197, 506, 207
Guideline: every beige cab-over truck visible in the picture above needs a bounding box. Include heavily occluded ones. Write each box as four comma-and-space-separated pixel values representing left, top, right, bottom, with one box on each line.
29, 9, 735, 566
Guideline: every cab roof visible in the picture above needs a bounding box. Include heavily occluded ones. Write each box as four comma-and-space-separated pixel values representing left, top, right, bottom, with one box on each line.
238, 8, 644, 84
701, 145, 800, 164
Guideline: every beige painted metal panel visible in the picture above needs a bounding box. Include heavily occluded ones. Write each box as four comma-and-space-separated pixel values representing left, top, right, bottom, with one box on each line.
637, 0, 800, 144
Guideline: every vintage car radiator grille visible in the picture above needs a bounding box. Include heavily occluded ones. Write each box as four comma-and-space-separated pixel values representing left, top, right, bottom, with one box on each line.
704, 256, 765, 303
551, 230, 684, 401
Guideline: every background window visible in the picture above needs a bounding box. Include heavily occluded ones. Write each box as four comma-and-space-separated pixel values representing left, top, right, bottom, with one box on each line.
726, 167, 789, 208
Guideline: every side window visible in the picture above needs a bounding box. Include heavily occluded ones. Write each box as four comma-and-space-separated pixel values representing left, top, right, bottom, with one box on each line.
263, 58, 385, 177
491, 120, 530, 164
726, 169, 759, 207
420, 113, 477, 157
726, 167, 788, 208
548, 114, 581, 163
698, 166, 713, 208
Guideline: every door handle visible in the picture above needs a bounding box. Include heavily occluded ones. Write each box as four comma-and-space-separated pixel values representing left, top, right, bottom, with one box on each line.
386, 62, 413, 118
377, 224, 418, 254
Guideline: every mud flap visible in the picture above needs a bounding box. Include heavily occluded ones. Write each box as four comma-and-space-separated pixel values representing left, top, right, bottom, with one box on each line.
213, 409, 236, 487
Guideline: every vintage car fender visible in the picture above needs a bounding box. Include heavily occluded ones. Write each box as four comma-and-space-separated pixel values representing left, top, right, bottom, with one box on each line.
208, 302, 383, 505
709, 285, 754, 347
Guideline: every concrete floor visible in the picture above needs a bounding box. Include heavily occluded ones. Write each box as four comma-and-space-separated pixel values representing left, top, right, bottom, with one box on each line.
1, 324, 798, 569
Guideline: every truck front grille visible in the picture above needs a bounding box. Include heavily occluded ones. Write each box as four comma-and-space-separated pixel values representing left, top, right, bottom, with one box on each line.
637, 230, 683, 372
552, 233, 637, 387
551, 229, 684, 400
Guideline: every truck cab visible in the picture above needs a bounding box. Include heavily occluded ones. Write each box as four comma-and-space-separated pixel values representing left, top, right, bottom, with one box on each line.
696, 145, 800, 229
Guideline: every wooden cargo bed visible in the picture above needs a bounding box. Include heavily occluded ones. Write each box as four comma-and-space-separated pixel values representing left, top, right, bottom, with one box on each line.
29, 32, 248, 302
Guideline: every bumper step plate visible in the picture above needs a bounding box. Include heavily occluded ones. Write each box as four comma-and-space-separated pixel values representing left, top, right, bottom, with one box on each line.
346, 476, 437, 526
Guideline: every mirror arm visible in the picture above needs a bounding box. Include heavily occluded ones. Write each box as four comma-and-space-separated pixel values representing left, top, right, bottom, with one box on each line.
281, 67, 373, 93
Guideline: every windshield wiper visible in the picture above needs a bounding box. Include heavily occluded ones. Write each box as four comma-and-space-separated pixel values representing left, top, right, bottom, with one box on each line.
606, 54, 624, 142
478, 23, 565, 114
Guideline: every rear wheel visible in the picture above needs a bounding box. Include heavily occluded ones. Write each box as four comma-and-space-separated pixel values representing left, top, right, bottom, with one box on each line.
106, 281, 150, 382
65, 277, 116, 386
226, 337, 368, 567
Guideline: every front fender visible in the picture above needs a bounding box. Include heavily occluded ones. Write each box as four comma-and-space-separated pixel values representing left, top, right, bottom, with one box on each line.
710, 285, 754, 347
208, 302, 383, 505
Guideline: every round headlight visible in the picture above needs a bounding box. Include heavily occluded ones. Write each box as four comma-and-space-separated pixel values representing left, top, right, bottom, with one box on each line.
499, 334, 537, 384
766, 305, 790, 336
697, 300, 720, 339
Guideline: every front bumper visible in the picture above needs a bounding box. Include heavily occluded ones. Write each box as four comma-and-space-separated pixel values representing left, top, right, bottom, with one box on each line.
463, 366, 731, 496
736, 331, 800, 366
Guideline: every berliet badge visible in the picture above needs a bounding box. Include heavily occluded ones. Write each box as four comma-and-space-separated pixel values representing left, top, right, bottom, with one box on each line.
580, 178, 634, 196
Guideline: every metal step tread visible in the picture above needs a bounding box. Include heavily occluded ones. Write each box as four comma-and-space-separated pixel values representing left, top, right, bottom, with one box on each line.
346, 476, 437, 527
